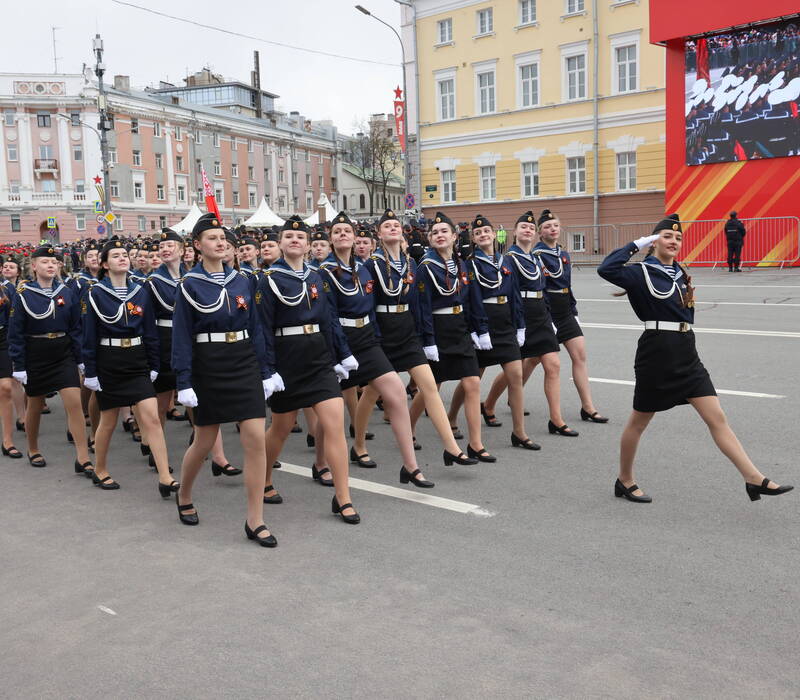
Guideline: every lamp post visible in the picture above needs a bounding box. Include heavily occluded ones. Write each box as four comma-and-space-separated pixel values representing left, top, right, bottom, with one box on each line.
92, 34, 112, 216
355, 4, 410, 214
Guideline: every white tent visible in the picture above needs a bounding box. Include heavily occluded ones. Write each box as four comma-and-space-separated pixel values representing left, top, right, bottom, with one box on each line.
170, 202, 204, 235
303, 193, 338, 226
244, 197, 285, 228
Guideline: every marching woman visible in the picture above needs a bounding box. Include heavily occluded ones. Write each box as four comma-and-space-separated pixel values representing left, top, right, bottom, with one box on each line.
0, 273, 21, 454
598, 214, 792, 502
256, 216, 361, 522
8, 245, 92, 473
482, 212, 578, 438
408, 212, 488, 463
82, 238, 176, 495
534, 209, 607, 424
171, 213, 275, 546
361, 208, 476, 466
448, 214, 538, 455
320, 211, 433, 488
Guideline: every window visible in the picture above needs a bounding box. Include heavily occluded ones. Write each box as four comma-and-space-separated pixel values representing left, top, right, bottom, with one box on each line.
264, 167, 271, 181
212, 132, 220, 147
567, 156, 586, 194
292, 149, 297, 161
4, 110, 15, 127
215, 188, 224, 205
194, 129, 202, 144
292, 172, 298, 186
477, 8, 493, 35
174, 125, 182, 140
359, 194, 366, 209
331, 176, 337, 191
153, 122, 161, 137
566, 0, 584, 12
231, 163, 239, 177
76, 213, 86, 231
319, 175, 324, 189
155, 153, 162, 169
522, 161, 539, 197
305, 174, 311, 187
159, 216, 167, 229
233, 191, 240, 206
213, 162, 221, 176
306, 193, 313, 210
616, 152, 636, 191
520, 0, 536, 24
37, 112, 51, 128
572, 232, 586, 252
132, 150, 141, 166
249, 190, 257, 207
305, 150, 311, 162
73, 145, 82, 161
177, 185, 186, 202
278, 169, 285, 183
138, 215, 147, 232
615, 44, 638, 93
176, 156, 183, 171
293, 196, 298, 209
477, 70, 496, 114
156, 184, 165, 200
75, 180, 85, 194
248, 139, 254, 153
518, 59, 540, 108
131, 118, 139, 134
70, 112, 81, 127
9, 181, 20, 194
110, 181, 119, 198
480, 165, 496, 201
39, 144, 54, 161
437, 76, 456, 121
437, 18, 453, 44
134, 182, 143, 199
11, 215, 21, 233
115, 216, 123, 232
566, 54, 587, 100
108, 148, 117, 164
248, 166, 254, 180
279, 195, 287, 210
442, 170, 456, 203
41, 179, 56, 193
7, 144, 17, 161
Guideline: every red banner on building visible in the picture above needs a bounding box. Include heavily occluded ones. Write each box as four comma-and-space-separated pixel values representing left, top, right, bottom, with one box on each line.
393, 86, 406, 153
695, 38, 710, 85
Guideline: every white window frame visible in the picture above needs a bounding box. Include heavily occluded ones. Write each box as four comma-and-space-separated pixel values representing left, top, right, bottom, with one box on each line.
248, 166, 255, 180
176, 156, 183, 171
616, 151, 637, 191
519, 0, 536, 25
215, 187, 224, 206
610, 30, 641, 95
110, 181, 119, 198
73, 145, 83, 161
132, 150, 142, 167
133, 181, 144, 200
435, 67, 457, 122
306, 192, 313, 211
213, 161, 221, 176
480, 165, 496, 201
195, 129, 202, 145
177, 185, 186, 202
174, 125, 182, 140
4, 110, 15, 127
138, 215, 147, 232
108, 148, 117, 165
248, 189, 257, 208
212, 132, 220, 147
515, 50, 541, 109
473, 59, 497, 116
76, 213, 86, 231
561, 41, 589, 102
571, 232, 586, 252
231, 163, 239, 178
7, 144, 17, 161
441, 169, 456, 203
74, 180, 85, 194
566, 156, 586, 194
476, 7, 493, 36
130, 118, 139, 134
153, 122, 161, 137
233, 191, 240, 206
114, 216, 123, 232
156, 184, 165, 201
521, 161, 539, 198
154, 153, 162, 169
248, 139, 254, 153
437, 17, 453, 45
565, 0, 585, 14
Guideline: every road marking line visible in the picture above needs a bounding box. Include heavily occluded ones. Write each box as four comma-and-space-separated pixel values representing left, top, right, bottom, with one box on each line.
577, 298, 800, 308
580, 322, 800, 339
584, 377, 785, 399
277, 463, 495, 517
602, 283, 800, 289
97, 605, 117, 616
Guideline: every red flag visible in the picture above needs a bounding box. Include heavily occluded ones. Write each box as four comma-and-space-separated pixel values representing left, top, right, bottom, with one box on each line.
733, 140, 747, 161
200, 163, 221, 220
393, 86, 406, 153
696, 38, 710, 86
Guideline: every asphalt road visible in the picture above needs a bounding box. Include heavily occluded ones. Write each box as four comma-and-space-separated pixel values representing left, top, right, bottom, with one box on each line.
2, 267, 799, 699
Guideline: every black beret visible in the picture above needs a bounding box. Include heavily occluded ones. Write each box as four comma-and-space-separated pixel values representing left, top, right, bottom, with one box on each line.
311, 229, 329, 242
192, 212, 223, 238
378, 208, 399, 225
223, 228, 238, 246
516, 210, 536, 226
159, 228, 183, 244
331, 211, 354, 228
282, 215, 310, 234
238, 236, 258, 248
471, 214, 493, 230
431, 211, 455, 229
31, 245, 57, 259
653, 213, 682, 234
355, 228, 373, 240
537, 209, 557, 228
262, 231, 279, 243
100, 237, 125, 258
148, 241, 161, 252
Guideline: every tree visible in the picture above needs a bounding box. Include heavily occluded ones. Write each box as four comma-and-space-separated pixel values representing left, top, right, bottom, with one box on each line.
345, 118, 402, 217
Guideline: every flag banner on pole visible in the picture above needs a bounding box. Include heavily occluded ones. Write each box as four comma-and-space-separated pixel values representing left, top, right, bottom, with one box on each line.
393, 86, 406, 153
201, 163, 222, 219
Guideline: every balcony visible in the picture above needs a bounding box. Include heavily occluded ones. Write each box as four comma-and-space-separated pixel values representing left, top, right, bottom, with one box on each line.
31, 192, 60, 202
34, 158, 59, 179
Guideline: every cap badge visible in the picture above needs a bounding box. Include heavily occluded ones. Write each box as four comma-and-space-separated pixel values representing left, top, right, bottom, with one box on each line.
211, 219, 219, 227
292, 221, 299, 229
672, 223, 679, 230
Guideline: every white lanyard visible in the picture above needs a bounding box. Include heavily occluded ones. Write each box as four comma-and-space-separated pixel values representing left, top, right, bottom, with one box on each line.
372, 253, 407, 298
20, 293, 55, 320
89, 289, 126, 325
423, 260, 459, 297
471, 255, 502, 290
509, 251, 541, 281
267, 270, 307, 307
148, 276, 177, 313
321, 262, 361, 297
534, 247, 564, 278
180, 283, 229, 314
639, 263, 683, 303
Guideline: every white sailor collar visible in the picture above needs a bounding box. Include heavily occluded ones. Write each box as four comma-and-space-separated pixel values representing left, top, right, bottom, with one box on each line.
183, 262, 240, 287
268, 258, 312, 280
149, 263, 186, 287
641, 256, 684, 282
473, 249, 502, 267
20, 279, 67, 298
533, 243, 562, 257
93, 276, 143, 302
421, 249, 458, 271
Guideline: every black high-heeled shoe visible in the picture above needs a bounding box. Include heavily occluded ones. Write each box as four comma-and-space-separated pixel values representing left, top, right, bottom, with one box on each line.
580, 408, 609, 423
148, 453, 156, 469
290, 422, 302, 433
548, 420, 579, 437
412, 436, 422, 451
467, 444, 497, 463
349, 424, 374, 440
74, 459, 93, 475
480, 402, 502, 427
450, 425, 464, 440
443, 449, 478, 466
511, 433, 541, 451
350, 446, 377, 468
211, 461, 242, 476
131, 427, 142, 442
614, 478, 651, 503
332, 496, 360, 524
27, 452, 46, 468
140, 443, 151, 456
273, 461, 282, 469
176, 493, 198, 525
66, 431, 74, 444
166, 408, 188, 421
400, 466, 434, 488
122, 417, 134, 433
745, 477, 793, 501
2, 445, 22, 459
306, 433, 315, 448
263, 485, 283, 504
88, 439, 95, 454
158, 480, 180, 499
15, 419, 25, 432
312, 463, 334, 486
92, 473, 120, 490
245, 521, 277, 547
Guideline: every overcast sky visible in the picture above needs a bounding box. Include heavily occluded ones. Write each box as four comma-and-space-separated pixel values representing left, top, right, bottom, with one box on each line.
0, 0, 405, 135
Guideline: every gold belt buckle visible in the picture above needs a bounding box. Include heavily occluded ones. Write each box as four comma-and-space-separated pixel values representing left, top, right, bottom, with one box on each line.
47, 332, 58, 339
679, 322, 689, 332
355, 317, 365, 328
497, 296, 507, 304
452, 305, 462, 314
397, 304, 407, 313
303, 324, 315, 334
225, 331, 238, 343
120, 337, 132, 348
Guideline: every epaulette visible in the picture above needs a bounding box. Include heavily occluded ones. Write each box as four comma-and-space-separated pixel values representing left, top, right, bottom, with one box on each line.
16, 281, 28, 293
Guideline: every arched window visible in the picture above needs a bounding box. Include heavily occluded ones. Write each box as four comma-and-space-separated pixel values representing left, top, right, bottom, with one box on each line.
359, 193, 366, 209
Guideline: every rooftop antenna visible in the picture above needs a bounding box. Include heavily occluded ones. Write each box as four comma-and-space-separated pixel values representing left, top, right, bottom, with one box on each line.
51, 26, 61, 73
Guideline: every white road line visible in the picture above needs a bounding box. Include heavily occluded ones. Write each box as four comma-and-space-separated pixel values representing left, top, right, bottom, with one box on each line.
602, 283, 800, 289
97, 605, 117, 616
580, 322, 800, 339
277, 463, 495, 517
584, 377, 785, 399
577, 298, 800, 308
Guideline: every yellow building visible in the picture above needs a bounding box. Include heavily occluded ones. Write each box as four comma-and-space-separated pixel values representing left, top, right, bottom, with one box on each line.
401, 0, 666, 234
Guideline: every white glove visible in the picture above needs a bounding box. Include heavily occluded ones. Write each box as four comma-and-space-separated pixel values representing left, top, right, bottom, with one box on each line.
478, 333, 493, 351
516, 328, 526, 347
262, 377, 274, 400
177, 388, 198, 408
341, 355, 359, 372
271, 373, 285, 392
470, 332, 481, 349
424, 345, 439, 362
12, 371, 27, 385
633, 234, 660, 251
84, 376, 101, 392
149, 370, 158, 383
77, 363, 85, 375
333, 364, 349, 381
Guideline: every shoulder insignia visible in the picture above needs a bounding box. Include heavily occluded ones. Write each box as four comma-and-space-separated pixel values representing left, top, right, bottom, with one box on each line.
81, 300, 88, 315
468, 271, 475, 281
322, 280, 330, 292
255, 290, 262, 304
417, 281, 425, 292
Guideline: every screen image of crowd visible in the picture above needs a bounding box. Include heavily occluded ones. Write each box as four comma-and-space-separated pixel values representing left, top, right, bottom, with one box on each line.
685, 20, 800, 166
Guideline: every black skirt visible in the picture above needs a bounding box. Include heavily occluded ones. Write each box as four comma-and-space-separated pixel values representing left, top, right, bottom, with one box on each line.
339, 324, 394, 390
192, 338, 266, 425
375, 310, 428, 373
633, 330, 716, 413
429, 312, 479, 383
24, 335, 80, 397
547, 292, 583, 344
0, 328, 12, 379
96, 344, 155, 411
520, 297, 560, 358
269, 333, 341, 414
476, 302, 521, 369
152, 324, 177, 393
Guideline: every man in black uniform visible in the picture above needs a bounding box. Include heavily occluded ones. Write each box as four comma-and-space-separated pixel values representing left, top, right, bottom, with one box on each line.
724, 211, 746, 272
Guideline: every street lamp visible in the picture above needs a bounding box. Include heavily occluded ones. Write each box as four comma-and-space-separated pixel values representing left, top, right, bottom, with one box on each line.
354, 4, 410, 214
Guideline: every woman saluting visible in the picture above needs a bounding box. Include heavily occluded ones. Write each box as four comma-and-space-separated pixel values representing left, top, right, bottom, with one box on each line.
597, 214, 792, 503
